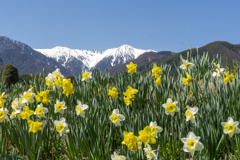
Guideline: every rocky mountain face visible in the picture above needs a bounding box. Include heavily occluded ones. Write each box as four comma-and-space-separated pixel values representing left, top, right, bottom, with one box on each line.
0, 36, 71, 76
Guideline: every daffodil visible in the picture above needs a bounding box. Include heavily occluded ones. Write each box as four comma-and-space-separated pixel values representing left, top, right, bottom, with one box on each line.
126, 62, 137, 74
62, 78, 74, 96
35, 90, 50, 104
109, 109, 125, 126
111, 152, 126, 160
221, 117, 240, 137
181, 132, 204, 156
0, 92, 7, 108
149, 121, 163, 138
182, 72, 193, 86
82, 71, 92, 81
143, 143, 157, 160
179, 59, 194, 71
138, 126, 156, 145
155, 75, 161, 86
21, 89, 36, 104
34, 103, 48, 118
75, 100, 88, 118
212, 63, 224, 77
223, 72, 234, 84
53, 68, 64, 78
123, 86, 138, 106
108, 87, 119, 99
45, 73, 55, 87
185, 106, 198, 123
152, 64, 163, 78
54, 118, 69, 136
11, 98, 24, 110
28, 120, 43, 133
10, 110, 21, 119
54, 100, 67, 114
162, 98, 179, 116
20, 106, 34, 120
0, 108, 9, 122
122, 131, 139, 151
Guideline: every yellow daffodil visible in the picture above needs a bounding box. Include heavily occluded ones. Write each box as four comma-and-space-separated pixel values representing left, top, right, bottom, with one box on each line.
108, 87, 119, 99
0, 92, 7, 108
122, 131, 139, 151
152, 64, 163, 78
123, 86, 138, 106
138, 126, 156, 145
155, 76, 161, 86
182, 72, 193, 86
126, 62, 137, 74
221, 117, 240, 137
0, 108, 9, 122
162, 98, 179, 116
28, 120, 43, 133
179, 59, 194, 71
109, 109, 125, 126
181, 132, 204, 156
75, 100, 88, 118
62, 78, 74, 96
20, 106, 34, 120
223, 72, 234, 84
54, 118, 69, 136
35, 90, 50, 104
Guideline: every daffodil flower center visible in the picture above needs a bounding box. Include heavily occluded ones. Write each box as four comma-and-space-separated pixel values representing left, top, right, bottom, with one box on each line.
56, 123, 65, 132
56, 103, 63, 111
110, 113, 119, 123
24, 92, 32, 101
82, 73, 89, 80
0, 111, 4, 119
224, 123, 235, 133
186, 139, 197, 150
185, 109, 193, 120
166, 103, 176, 113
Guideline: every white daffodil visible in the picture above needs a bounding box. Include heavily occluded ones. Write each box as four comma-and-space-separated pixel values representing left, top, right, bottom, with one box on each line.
0, 108, 9, 122
185, 106, 198, 123
109, 109, 125, 126
75, 100, 88, 118
143, 143, 157, 160
82, 71, 92, 81
149, 121, 163, 138
162, 98, 179, 116
11, 98, 24, 110
212, 63, 224, 77
111, 151, 126, 160
34, 103, 48, 118
54, 118, 69, 136
45, 73, 55, 87
54, 100, 67, 114
179, 59, 194, 70
181, 132, 204, 156
10, 110, 21, 119
21, 89, 36, 104
221, 117, 240, 138
53, 68, 64, 78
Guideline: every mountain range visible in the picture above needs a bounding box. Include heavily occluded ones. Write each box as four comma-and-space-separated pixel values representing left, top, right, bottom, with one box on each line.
0, 36, 239, 77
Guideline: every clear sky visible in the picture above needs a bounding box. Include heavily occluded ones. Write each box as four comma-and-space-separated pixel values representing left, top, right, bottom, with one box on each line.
0, 0, 239, 52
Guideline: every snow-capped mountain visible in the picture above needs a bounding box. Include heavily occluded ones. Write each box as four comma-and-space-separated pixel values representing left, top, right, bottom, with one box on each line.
35, 45, 155, 76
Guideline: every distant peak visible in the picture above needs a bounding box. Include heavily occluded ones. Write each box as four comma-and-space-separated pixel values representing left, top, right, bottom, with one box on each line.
118, 44, 133, 49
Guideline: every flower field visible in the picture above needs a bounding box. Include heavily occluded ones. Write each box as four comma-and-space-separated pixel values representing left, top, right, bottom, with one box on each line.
0, 53, 240, 160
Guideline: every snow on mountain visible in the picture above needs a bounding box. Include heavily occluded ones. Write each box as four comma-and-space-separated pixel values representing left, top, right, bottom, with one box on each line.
35, 45, 155, 76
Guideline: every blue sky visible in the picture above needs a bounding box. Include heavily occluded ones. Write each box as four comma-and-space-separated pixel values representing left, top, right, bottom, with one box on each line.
0, 1, 239, 52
